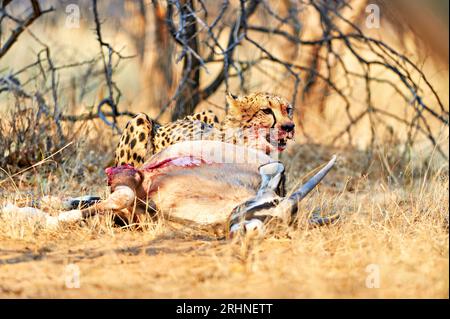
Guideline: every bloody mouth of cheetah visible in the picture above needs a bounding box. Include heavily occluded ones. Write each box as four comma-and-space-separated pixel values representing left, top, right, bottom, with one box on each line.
267, 127, 294, 152
248, 127, 294, 153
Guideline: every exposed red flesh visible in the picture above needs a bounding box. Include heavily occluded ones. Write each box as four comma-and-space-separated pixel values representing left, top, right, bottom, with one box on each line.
105, 156, 211, 186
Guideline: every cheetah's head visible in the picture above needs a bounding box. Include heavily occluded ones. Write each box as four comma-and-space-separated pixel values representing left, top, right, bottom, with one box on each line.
225, 92, 295, 152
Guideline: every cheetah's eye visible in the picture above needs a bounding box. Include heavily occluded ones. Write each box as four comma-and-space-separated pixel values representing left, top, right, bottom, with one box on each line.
262, 108, 273, 115
287, 107, 294, 117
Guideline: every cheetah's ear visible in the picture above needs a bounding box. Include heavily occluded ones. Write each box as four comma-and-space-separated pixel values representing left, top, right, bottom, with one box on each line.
226, 92, 241, 115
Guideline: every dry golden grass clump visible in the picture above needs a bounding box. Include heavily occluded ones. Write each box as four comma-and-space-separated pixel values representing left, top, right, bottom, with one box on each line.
0, 108, 66, 169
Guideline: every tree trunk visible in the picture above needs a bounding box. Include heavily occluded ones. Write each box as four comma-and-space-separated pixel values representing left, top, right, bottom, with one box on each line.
170, 0, 200, 121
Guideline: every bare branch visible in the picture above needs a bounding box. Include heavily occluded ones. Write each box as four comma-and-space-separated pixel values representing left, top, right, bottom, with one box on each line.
0, 0, 53, 58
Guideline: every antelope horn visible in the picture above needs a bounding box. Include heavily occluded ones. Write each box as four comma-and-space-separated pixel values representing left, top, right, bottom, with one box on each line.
273, 155, 337, 221
289, 155, 337, 202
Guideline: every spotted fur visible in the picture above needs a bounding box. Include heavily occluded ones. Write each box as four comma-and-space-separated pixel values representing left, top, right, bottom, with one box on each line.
114, 92, 295, 167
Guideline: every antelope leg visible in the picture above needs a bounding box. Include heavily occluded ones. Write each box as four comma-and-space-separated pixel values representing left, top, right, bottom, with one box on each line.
76, 186, 135, 219
1, 186, 135, 229
30, 195, 102, 210
62, 195, 102, 210
257, 161, 285, 197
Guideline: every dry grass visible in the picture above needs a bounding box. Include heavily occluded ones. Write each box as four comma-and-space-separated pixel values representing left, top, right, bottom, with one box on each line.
0, 136, 448, 299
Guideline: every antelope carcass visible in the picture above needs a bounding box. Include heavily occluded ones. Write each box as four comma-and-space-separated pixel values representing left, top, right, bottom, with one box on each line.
2, 141, 338, 239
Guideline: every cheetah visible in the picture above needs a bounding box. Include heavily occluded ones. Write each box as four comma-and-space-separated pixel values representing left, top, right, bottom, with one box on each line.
115, 92, 295, 167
